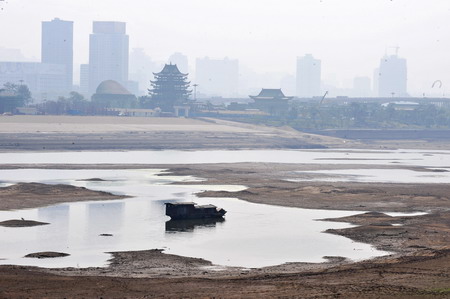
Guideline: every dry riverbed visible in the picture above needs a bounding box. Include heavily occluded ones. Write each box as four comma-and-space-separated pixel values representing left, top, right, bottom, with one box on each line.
1, 115, 450, 297
0, 162, 450, 298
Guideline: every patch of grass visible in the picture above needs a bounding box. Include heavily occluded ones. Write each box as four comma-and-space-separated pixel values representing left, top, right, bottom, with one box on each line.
428, 288, 450, 294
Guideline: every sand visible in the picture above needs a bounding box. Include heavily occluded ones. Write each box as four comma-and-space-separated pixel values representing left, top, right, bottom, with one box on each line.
0, 115, 360, 151
1, 115, 450, 298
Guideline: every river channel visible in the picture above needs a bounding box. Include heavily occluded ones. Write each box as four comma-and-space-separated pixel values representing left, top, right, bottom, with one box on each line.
1, 149, 448, 269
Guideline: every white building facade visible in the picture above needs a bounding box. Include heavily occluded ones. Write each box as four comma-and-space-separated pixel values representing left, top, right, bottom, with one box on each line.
41, 18, 73, 92
0, 62, 66, 101
378, 55, 407, 97
296, 54, 321, 98
89, 21, 129, 94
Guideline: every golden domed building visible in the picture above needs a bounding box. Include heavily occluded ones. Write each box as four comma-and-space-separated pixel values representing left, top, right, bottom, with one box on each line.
91, 80, 137, 108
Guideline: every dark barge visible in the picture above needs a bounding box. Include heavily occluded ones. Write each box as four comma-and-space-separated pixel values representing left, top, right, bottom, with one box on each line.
165, 202, 226, 220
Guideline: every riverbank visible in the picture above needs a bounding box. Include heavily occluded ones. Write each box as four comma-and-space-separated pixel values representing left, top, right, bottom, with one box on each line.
0, 115, 350, 151
1, 162, 450, 298
2, 115, 450, 151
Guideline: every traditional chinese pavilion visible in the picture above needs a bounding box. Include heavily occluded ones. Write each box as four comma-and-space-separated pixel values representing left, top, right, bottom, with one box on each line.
148, 63, 192, 115
249, 88, 293, 115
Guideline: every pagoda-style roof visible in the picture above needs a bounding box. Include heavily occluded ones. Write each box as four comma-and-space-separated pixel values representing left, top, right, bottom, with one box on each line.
249, 89, 293, 101
153, 63, 188, 76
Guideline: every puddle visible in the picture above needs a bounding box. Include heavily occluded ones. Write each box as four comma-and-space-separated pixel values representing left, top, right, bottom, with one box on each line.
384, 212, 428, 217
0, 168, 390, 269
288, 169, 450, 184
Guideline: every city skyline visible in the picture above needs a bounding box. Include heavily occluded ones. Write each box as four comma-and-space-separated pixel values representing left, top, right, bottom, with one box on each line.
0, 0, 449, 97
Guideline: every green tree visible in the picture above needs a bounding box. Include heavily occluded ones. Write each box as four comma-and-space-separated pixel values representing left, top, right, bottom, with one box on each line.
3, 82, 32, 105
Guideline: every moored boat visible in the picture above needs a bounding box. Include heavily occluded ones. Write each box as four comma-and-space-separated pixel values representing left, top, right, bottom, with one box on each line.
165, 202, 226, 220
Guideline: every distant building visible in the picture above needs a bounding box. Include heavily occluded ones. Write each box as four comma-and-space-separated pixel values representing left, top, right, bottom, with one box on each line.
168, 52, 188, 74
0, 47, 27, 61
149, 63, 191, 114
249, 88, 292, 116
0, 88, 19, 113
195, 57, 239, 97
89, 21, 129, 95
0, 62, 66, 101
79, 64, 89, 95
296, 54, 321, 98
111, 108, 159, 117
373, 68, 379, 95
41, 18, 73, 92
129, 48, 159, 95
378, 54, 407, 97
91, 80, 136, 108
126, 80, 139, 96
381, 101, 419, 111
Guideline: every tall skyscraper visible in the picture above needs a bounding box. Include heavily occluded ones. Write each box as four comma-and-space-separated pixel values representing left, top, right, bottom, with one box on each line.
168, 52, 188, 74
373, 68, 380, 95
378, 54, 407, 97
41, 18, 73, 92
79, 64, 89, 95
296, 54, 321, 98
89, 21, 129, 94
129, 48, 158, 94
195, 57, 239, 97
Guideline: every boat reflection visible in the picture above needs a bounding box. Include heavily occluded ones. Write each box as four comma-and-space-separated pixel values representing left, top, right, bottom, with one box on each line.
165, 217, 225, 233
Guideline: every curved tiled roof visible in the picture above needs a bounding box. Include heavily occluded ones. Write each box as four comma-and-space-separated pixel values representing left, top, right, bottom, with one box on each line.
153, 63, 188, 76
96, 80, 131, 95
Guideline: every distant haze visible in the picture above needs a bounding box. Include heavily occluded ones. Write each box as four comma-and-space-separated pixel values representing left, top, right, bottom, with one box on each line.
1, 0, 449, 96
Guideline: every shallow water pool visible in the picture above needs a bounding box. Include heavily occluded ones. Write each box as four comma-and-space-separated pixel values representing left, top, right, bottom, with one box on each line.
0, 169, 389, 268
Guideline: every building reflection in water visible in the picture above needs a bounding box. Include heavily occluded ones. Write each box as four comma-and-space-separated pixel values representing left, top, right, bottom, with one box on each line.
87, 201, 125, 233
165, 218, 225, 233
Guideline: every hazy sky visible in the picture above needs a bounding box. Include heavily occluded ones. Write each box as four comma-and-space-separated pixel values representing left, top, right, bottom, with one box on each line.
1, 0, 450, 95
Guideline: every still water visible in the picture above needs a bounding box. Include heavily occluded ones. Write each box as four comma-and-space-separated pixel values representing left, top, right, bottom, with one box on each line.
1, 148, 450, 167
0, 168, 389, 269
289, 168, 450, 184
2, 148, 443, 269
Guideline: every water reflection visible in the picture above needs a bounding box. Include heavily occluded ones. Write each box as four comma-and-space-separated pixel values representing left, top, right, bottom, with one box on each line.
87, 202, 125, 232
165, 218, 225, 233
2, 149, 450, 167
0, 168, 390, 268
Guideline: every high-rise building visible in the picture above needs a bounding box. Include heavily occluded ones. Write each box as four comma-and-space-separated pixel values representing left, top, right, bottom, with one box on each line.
195, 57, 239, 97
79, 64, 89, 95
89, 21, 129, 94
41, 18, 73, 92
378, 54, 407, 97
129, 48, 159, 94
0, 62, 66, 102
373, 68, 380, 95
168, 52, 188, 74
296, 54, 321, 98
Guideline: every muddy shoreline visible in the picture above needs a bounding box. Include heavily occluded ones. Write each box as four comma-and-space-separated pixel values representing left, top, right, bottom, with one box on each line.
1, 116, 450, 297
1, 162, 450, 297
